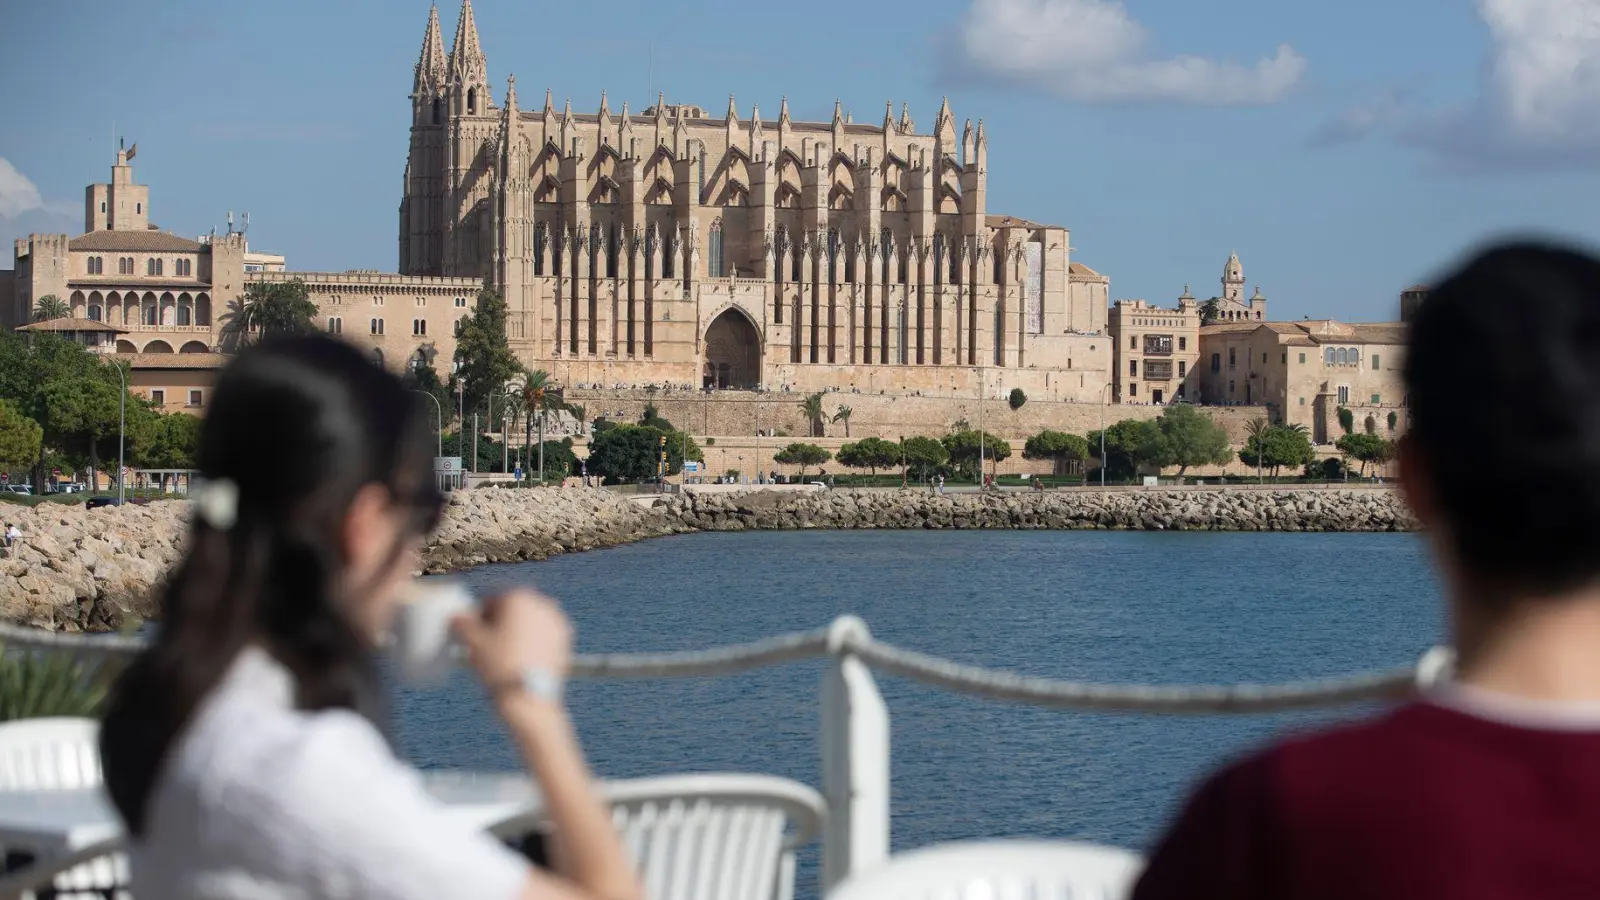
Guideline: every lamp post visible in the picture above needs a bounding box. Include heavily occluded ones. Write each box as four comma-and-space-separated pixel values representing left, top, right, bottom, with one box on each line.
900, 434, 906, 489
113, 360, 126, 503
1099, 382, 1113, 488
409, 390, 444, 459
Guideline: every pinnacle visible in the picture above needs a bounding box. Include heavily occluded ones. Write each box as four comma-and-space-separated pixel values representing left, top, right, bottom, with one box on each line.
449, 0, 484, 71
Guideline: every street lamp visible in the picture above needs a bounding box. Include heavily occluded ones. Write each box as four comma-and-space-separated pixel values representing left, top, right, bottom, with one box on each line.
1099, 382, 1114, 488
409, 390, 444, 459
113, 360, 127, 503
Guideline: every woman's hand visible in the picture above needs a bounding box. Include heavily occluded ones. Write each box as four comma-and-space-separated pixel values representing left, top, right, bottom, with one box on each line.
452, 589, 572, 701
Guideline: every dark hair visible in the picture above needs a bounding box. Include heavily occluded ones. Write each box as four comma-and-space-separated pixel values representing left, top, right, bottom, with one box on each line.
99, 334, 443, 834
1405, 240, 1600, 597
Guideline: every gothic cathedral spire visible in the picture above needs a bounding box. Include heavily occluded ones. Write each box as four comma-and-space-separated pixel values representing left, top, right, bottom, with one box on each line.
448, 0, 488, 115
413, 3, 446, 99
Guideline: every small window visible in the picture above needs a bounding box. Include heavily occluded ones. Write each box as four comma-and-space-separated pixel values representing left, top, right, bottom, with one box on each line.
1178, 361, 1187, 377
374, 296, 384, 306
1228, 348, 1236, 368
1325, 347, 1335, 365
1130, 360, 1138, 376
455, 296, 467, 308
1299, 353, 1306, 364
1281, 353, 1286, 363
413, 319, 427, 336
1229, 381, 1235, 394
1338, 385, 1350, 405
1210, 353, 1220, 373
150, 389, 165, 405
1129, 335, 1137, 349
1178, 337, 1186, 351
1130, 382, 1138, 396
188, 390, 203, 407
327, 317, 342, 334
1371, 393, 1381, 404
371, 318, 384, 335
100, 202, 106, 213
136, 203, 142, 214
1372, 354, 1380, 371
417, 296, 426, 306
1299, 397, 1306, 406
1262, 352, 1267, 364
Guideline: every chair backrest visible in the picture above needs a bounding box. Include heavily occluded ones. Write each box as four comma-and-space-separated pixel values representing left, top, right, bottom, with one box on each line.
0, 717, 101, 790
490, 773, 825, 900
825, 839, 1144, 900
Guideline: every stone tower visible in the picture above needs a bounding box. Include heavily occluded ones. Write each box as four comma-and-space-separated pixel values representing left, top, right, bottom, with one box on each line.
1222, 251, 1245, 302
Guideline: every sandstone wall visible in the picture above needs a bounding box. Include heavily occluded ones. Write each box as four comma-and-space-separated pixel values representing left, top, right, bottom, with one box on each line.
1, 486, 1414, 632
570, 388, 1270, 442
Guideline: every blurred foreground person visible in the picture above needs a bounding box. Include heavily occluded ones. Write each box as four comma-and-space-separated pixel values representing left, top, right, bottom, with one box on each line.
1135, 241, 1600, 899
99, 335, 641, 900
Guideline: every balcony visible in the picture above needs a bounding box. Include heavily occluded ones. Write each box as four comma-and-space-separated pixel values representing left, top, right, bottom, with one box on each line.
1143, 360, 1174, 381
1142, 335, 1174, 357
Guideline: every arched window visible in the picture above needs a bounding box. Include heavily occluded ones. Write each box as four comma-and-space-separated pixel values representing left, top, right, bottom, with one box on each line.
662, 232, 675, 280
949, 240, 961, 283
533, 223, 547, 276
431, 98, 441, 125
466, 87, 477, 115
881, 229, 893, 285
932, 234, 945, 285
790, 230, 802, 282
177, 304, 191, 326
606, 224, 619, 277
1325, 347, 1336, 365
1336, 348, 1348, 365
88, 305, 102, 321
1348, 348, 1359, 366
707, 220, 724, 277
827, 230, 840, 284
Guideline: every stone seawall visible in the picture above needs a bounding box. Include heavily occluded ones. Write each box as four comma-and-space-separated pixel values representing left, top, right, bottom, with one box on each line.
1, 486, 1415, 631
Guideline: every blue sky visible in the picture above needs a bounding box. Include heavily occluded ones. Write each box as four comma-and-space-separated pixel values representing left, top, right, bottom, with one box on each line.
4, 0, 1599, 322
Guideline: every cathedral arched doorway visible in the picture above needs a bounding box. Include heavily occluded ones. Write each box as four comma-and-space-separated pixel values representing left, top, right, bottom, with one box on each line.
702, 308, 761, 390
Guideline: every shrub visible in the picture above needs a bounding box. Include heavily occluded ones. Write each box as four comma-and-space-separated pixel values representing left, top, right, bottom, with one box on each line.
1008, 388, 1027, 410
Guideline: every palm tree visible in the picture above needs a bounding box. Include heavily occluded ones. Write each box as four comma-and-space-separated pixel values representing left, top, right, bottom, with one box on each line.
219, 280, 317, 349
832, 405, 853, 438
519, 370, 566, 483
799, 393, 826, 438
1245, 417, 1271, 484
30, 295, 70, 322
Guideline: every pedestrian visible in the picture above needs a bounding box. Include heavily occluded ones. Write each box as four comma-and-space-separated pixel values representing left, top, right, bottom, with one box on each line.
3, 522, 19, 551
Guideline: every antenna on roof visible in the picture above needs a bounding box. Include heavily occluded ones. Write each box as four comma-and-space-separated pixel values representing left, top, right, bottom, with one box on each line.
226, 211, 234, 235
241, 212, 249, 236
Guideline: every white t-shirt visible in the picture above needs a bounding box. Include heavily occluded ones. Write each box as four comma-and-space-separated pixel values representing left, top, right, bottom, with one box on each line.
131, 647, 530, 900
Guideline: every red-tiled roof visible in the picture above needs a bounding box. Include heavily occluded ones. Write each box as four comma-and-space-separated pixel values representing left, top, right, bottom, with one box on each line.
111, 352, 229, 370
69, 230, 205, 253
16, 316, 126, 333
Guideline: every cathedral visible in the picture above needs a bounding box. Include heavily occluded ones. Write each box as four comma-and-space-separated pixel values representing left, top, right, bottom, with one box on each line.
398, 0, 1114, 401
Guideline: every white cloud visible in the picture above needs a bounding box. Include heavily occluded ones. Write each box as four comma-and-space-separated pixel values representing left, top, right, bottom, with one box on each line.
0, 158, 45, 220
1319, 0, 1600, 168
946, 0, 1307, 105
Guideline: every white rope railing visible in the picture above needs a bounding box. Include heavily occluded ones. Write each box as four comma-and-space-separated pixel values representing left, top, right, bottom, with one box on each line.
0, 619, 1448, 714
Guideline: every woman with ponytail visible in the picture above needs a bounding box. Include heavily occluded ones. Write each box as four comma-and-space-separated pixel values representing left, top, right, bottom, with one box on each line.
98, 335, 641, 900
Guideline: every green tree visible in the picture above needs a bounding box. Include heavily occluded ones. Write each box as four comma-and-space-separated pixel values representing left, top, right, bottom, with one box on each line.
0, 649, 110, 721
1240, 424, 1315, 480
1088, 419, 1166, 481
453, 286, 521, 420
831, 405, 853, 438
137, 413, 204, 469
1336, 432, 1393, 477
1387, 410, 1399, 432
1156, 404, 1232, 477
1198, 298, 1221, 324
773, 442, 831, 476
1337, 406, 1355, 435
1023, 429, 1089, 476
942, 429, 1012, 480
1364, 414, 1377, 435
1008, 387, 1027, 410
218, 279, 317, 349
902, 436, 949, 481
1243, 417, 1272, 483
799, 393, 826, 438
586, 425, 701, 481
30, 295, 70, 323
640, 402, 675, 432
835, 436, 900, 475
0, 400, 43, 475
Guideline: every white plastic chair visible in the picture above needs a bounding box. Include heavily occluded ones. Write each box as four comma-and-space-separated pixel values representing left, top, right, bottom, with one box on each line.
0, 717, 123, 899
825, 839, 1145, 900
490, 773, 826, 900
0, 718, 100, 791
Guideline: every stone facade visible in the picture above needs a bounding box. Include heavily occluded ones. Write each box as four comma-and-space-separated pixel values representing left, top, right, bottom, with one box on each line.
117, 352, 228, 415
6, 147, 239, 353
397, 0, 1113, 402
1108, 297, 1201, 405
1196, 319, 1408, 441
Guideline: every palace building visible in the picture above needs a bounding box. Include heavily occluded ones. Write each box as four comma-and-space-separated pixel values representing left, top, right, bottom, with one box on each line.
397, 0, 1113, 400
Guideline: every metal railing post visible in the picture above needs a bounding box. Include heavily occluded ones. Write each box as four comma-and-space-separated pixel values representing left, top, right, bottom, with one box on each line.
820, 615, 890, 890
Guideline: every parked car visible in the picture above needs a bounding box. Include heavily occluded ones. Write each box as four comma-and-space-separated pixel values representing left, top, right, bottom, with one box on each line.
84, 497, 119, 509
3, 485, 32, 495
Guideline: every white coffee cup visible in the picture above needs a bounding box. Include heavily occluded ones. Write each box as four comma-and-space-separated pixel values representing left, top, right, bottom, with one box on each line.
391, 580, 476, 686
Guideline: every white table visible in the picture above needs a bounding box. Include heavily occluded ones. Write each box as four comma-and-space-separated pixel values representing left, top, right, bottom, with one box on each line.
0, 772, 545, 894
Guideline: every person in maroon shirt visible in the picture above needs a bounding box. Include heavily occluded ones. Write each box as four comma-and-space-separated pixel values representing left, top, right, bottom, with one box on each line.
1133, 241, 1600, 900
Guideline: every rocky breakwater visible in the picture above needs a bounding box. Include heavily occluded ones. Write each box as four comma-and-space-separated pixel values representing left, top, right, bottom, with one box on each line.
653, 487, 1418, 534
2, 488, 677, 631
